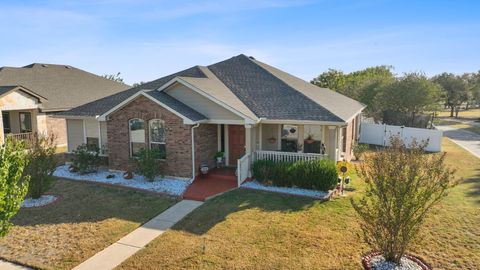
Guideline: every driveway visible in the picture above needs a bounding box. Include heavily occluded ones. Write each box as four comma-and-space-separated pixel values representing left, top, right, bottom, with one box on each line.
436, 125, 480, 158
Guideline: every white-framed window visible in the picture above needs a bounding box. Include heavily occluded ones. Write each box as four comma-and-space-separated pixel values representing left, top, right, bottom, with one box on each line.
149, 119, 166, 159
129, 118, 146, 157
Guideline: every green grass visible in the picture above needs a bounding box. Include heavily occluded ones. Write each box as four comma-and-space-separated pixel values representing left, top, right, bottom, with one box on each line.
0, 179, 176, 270
118, 138, 480, 270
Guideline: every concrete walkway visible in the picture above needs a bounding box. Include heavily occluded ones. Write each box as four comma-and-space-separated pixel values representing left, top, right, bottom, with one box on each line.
437, 125, 480, 158
73, 200, 203, 270
0, 260, 32, 270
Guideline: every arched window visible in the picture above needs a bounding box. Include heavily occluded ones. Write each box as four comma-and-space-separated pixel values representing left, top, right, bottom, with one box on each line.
129, 118, 145, 157
149, 119, 166, 159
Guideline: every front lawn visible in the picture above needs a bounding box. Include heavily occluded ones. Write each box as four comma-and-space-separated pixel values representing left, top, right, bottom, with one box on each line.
0, 179, 175, 270
118, 138, 480, 270
436, 108, 480, 119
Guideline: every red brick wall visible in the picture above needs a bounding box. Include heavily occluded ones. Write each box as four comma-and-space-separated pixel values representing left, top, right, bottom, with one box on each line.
106, 95, 193, 178
194, 124, 218, 173
46, 114, 67, 146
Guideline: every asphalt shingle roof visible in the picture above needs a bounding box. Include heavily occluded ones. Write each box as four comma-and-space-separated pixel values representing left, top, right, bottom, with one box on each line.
0, 63, 130, 111
145, 90, 207, 122
61, 66, 206, 117
61, 55, 365, 123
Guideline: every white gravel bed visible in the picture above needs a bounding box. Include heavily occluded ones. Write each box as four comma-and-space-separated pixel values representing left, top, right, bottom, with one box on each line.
22, 195, 58, 208
53, 165, 191, 196
370, 255, 422, 270
241, 180, 330, 199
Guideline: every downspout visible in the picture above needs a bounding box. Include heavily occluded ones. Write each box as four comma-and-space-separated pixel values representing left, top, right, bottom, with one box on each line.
191, 123, 200, 180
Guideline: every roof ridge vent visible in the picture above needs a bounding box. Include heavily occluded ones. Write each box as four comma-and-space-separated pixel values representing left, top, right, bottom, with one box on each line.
248, 56, 255, 60
65, 65, 71, 69
41, 64, 48, 67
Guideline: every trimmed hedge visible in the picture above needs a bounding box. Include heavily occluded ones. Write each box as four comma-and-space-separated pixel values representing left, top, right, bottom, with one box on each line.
252, 159, 338, 192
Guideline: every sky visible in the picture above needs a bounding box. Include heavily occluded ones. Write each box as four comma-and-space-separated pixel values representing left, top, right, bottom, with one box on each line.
0, 0, 479, 85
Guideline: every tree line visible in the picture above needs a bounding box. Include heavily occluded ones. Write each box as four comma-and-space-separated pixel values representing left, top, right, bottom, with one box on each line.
311, 67, 480, 126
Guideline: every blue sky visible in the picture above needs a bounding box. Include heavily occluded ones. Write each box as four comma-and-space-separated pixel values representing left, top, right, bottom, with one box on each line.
0, 0, 479, 84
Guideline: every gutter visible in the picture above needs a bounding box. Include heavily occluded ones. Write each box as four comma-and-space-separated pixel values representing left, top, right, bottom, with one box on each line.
191, 123, 200, 180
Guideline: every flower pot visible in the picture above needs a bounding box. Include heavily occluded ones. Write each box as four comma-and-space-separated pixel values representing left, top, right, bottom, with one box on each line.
268, 138, 277, 144
361, 251, 431, 270
123, 171, 133, 180
305, 139, 315, 144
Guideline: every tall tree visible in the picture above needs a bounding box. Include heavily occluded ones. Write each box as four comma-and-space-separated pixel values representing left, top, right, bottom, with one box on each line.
432, 73, 469, 117
312, 66, 395, 119
103, 72, 124, 83
379, 72, 441, 125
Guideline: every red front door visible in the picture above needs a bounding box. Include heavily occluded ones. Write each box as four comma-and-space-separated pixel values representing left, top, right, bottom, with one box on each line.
228, 125, 245, 165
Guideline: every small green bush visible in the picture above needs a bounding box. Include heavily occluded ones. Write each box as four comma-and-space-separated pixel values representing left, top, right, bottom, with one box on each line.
25, 134, 58, 199
135, 148, 163, 182
252, 159, 338, 191
353, 143, 369, 160
72, 144, 100, 174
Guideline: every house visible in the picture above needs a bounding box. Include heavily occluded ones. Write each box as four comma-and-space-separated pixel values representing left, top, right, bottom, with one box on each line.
59, 54, 365, 183
0, 63, 130, 147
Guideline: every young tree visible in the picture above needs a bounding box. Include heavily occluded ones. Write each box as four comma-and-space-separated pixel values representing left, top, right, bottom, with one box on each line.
103, 72, 124, 83
351, 137, 456, 264
24, 134, 58, 199
379, 72, 441, 125
0, 139, 29, 237
432, 73, 469, 117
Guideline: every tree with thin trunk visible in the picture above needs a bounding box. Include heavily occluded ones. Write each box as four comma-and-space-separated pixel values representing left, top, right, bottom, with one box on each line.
0, 139, 29, 237
432, 73, 469, 117
351, 137, 456, 264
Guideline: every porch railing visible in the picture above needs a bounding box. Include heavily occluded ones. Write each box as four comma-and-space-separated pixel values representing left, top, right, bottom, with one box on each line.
7, 132, 36, 145
254, 150, 328, 163
237, 153, 251, 187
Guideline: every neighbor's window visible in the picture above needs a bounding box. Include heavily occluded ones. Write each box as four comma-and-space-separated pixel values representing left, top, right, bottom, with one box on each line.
129, 118, 145, 157
19, 112, 32, 133
86, 137, 100, 151
149, 119, 166, 159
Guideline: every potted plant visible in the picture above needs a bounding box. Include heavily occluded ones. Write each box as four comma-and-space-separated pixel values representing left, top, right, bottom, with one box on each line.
351, 136, 456, 270
214, 151, 224, 167
268, 137, 277, 144
305, 133, 315, 144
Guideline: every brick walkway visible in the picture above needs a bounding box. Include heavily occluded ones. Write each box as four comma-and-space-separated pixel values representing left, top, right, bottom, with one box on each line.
183, 168, 238, 201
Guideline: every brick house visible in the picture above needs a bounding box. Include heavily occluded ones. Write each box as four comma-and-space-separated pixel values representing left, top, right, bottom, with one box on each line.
59, 55, 365, 183
0, 63, 130, 147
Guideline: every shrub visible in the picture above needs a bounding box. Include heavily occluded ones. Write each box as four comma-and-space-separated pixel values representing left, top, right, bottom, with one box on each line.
351, 136, 456, 264
252, 159, 338, 191
135, 148, 163, 182
352, 143, 369, 160
25, 134, 58, 199
72, 144, 100, 174
0, 138, 30, 236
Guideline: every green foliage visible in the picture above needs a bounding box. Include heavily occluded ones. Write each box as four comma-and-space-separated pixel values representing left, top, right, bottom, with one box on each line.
25, 134, 58, 199
214, 151, 224, 158
378, 72, 441, 124
432, 73, 469, 117
252, 159, 338, 192
72, 144, 100, 174
351, 136, 456, 264
135, 148, 163, 182
102, 72, 124, 83
352, 143, 369, 161
0, 138, 30, 237
312, 66, 395, 119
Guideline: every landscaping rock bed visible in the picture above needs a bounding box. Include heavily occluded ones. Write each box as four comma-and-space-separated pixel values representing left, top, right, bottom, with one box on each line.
241, 180, 331, 199
53, 165, 191, 196
22, 195, 59, 208
362, 251, 431, 270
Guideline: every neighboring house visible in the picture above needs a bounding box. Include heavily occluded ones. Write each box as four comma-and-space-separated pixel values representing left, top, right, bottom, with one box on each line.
0, 63, 130, 146
59, 54, 365, 182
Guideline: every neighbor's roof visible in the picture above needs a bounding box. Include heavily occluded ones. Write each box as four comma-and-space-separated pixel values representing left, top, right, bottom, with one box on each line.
0, 63, 130, 111
0, 85, 47, 101
61, 55, 365, 123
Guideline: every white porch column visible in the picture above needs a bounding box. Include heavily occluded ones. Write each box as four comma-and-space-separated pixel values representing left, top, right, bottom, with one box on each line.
224, 124, 229, 166
327, 126, 338, 161
297, 125, 304, 152
245, 124, 252, 155
0, 109, 4, 145
258, 124, 263, 150
277, 124, 282, 150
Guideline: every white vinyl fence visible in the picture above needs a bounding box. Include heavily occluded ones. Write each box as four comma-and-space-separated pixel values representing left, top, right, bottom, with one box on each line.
359, 123, 442, 152
237, 153, 251, 187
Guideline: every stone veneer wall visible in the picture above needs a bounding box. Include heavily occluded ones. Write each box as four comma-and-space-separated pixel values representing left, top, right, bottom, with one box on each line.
45, 114, 68, 146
